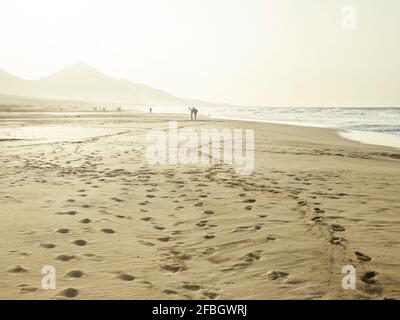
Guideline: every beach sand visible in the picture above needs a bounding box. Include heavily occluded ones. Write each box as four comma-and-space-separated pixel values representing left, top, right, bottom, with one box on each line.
0, 112, 399, 300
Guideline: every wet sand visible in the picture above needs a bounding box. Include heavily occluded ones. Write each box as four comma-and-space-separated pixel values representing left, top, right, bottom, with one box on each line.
0, 112, 399, 299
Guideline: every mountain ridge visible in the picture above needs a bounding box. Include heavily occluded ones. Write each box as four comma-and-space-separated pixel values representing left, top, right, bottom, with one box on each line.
0, 63, 229, 107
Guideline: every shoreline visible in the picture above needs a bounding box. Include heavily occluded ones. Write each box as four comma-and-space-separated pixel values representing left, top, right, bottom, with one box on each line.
1, 110, 400, 151
209, 115, 400, 150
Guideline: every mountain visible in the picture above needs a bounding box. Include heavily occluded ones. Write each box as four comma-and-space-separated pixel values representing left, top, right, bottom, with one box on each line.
0, 93, 92, 108
0, 63, 226, 107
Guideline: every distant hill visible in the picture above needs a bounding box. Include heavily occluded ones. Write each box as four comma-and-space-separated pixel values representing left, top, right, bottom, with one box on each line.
0, 93, 92, 107
0, 63, 228, 107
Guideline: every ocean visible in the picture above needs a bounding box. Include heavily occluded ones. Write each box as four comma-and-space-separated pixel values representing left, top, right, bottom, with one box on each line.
145, 106, 400, 149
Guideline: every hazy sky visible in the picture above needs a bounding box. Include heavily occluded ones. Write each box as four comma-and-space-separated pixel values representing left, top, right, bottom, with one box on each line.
0, 0, 399, 106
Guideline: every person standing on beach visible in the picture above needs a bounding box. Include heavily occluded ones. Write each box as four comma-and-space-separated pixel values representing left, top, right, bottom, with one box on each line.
188, 107, 198, 121
150, 107, 152, 114
188, 107, 194, 120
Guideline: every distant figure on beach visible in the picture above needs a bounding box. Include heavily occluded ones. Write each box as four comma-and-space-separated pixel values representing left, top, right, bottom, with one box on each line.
149, 107, 152, 114
188, 107, 198, 121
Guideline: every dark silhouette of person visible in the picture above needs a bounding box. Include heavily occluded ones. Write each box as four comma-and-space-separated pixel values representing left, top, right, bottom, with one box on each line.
188, 107, 194, 120
188, 107, 198, 121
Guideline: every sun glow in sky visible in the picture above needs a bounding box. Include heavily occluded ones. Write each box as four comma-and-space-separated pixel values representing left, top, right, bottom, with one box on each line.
0, 0, 399, 106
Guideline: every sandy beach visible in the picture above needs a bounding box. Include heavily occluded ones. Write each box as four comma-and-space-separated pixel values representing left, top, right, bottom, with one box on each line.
0, 111, 399, 300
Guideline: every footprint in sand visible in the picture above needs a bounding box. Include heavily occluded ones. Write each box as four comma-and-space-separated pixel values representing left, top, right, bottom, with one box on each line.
8, 266, 27, 273
154, 226, 166, 231
243, 199, 256, 203
66, 270, 84, 278
170, 250, 192, 260
18, 284, 38, 294
100, 228, 115, 234
55, 254, 76, 262
56, 210, 78, 216
361, 271, 378, 285
39, 243, 56, 249
141, 217, 153, 222
116, 273, 135, 281
203, 292, 219, 299
330, 224, 346, 232
163, 289, 178, 295
161, 264, 182, 273
182, 283, 201, 291
197, 220, 208, 227
244, 251, 262, 262
227, 251, 262, 270
266, 271, 289, 280
79, 218, 92, 224
139, 241, 155, 247
355, 251, 371, 262
204, 210, 215, 215
330, 236, 346, 245
59, 288, 79, 298
72, 240, 87, 246
56, 228, 70, 234
157, 236, 171, 242
204, 234, 215, 239
111, 197, 123, 202
311, 216, 323, 222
